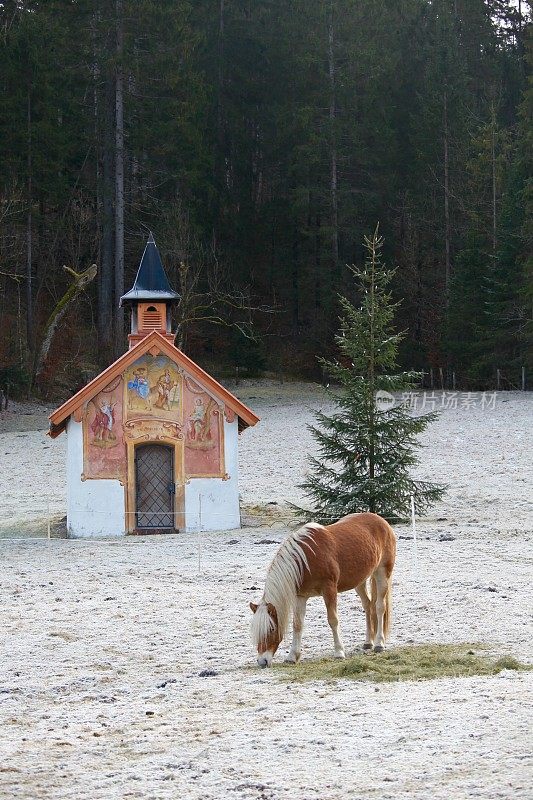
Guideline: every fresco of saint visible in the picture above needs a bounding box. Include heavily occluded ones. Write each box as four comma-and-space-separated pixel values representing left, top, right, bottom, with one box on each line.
83, 377, 126, 481
125, 356, 181, 416
153, 368, 177, 411
90, 398, 118, 447
127, 368, 150, 409
187, 396, 216, 449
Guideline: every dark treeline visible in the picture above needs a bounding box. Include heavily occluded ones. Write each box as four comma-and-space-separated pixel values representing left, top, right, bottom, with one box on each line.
0, 0, 531, 394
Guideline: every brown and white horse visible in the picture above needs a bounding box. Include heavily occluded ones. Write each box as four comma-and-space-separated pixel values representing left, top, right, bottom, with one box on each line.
250, 512, 396, 667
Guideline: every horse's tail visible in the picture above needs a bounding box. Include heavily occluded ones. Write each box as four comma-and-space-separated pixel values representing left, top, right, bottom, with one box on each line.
370, 573, 392, 641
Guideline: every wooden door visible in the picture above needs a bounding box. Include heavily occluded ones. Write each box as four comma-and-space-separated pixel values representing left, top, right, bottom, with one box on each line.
135, 444, 175, 530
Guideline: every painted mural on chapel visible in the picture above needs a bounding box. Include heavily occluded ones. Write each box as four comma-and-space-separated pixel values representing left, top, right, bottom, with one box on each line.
124, 354, 181, 417
83, 376, 126, 481
82, 354, 226, 481
183, 375, 224, 477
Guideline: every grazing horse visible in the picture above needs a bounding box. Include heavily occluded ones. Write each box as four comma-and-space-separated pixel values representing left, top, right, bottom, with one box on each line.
250, 512, 396, 668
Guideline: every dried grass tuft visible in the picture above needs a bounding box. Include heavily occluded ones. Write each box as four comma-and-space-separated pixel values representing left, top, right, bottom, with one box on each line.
276, 643, 532, 684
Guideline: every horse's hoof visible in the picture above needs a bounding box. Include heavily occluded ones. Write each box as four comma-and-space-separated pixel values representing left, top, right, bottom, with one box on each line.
284, 655, 298, 664
334, 651, 346, 660
363, 643, 373, 650
373, 645, 385, 653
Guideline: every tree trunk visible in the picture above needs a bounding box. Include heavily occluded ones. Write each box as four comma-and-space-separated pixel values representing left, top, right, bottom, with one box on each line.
114, 0, 125, 356
368, 229, 376, 489
26, 86, 33, 353
491, 103, 497, 255
314, 208, 322, 326
94, 5, 114, 365
443, 87, 451, 302
100, 71, 115, 364
292, 225, 300, 334
328, 1, 339, 282
518, 0, 523, 51
92, 6, 101, 243
214, 0, 226, 244
217, 0, 225, 147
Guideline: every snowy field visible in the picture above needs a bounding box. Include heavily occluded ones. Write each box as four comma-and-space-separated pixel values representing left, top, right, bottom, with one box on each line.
0, 384, 532, 799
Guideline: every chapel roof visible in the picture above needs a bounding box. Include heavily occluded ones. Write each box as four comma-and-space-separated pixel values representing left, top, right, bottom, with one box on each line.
48, 330, 259, 438
119, 233, 180, 306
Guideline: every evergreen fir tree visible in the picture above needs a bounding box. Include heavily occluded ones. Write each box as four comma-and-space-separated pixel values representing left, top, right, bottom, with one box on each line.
295, 227, 446, 522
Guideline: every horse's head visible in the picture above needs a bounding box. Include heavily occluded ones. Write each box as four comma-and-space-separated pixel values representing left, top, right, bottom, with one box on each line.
250, 601, 282, 668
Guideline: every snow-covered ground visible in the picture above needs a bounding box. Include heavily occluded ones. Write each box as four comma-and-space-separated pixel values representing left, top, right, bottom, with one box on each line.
0, 385, 532, 799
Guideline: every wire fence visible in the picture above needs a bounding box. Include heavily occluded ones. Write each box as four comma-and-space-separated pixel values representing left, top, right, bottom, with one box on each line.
0, 503, 67, 541
419, 366, 528, 392
0, 498, 421, 540
318, 365, 530, 392
0, 498, 426, 578
0, 505, 243, 541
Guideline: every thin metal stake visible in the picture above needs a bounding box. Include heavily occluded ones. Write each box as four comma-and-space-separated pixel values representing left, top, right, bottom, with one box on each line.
410, 494, 418, 568
198, 494, 202, 573
47, 502, 51, 540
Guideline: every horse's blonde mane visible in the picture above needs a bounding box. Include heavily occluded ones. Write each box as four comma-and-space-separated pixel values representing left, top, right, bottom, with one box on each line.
251, 524, 320, 647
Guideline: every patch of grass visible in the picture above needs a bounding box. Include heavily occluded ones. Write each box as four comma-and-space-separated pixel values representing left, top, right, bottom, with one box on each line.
276, 643, 532, 684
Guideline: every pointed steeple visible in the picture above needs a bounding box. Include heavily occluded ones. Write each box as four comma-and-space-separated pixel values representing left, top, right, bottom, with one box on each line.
120, 234, 180, 349
119, 233, 180, 306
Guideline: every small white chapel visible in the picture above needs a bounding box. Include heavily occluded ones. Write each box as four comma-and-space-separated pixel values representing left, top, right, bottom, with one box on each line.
49, 235, 259, 537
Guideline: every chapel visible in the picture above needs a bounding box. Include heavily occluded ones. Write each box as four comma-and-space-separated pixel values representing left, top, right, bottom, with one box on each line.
49, 235, 259, 537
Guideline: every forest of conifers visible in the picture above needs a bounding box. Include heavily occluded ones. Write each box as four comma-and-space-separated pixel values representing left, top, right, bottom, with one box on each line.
0, 0, 531, 395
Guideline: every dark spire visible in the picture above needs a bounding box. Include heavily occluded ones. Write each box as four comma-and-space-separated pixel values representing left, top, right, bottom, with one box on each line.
119, 233, 180, 306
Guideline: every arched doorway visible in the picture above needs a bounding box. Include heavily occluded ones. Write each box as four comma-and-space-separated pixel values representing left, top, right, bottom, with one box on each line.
135, 443, 175, 530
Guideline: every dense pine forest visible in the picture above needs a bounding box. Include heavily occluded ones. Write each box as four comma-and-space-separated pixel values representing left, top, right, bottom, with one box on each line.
0, 0, 531, 396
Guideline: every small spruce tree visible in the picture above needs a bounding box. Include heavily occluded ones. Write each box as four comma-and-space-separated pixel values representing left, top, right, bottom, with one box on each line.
296, 227, 445, 522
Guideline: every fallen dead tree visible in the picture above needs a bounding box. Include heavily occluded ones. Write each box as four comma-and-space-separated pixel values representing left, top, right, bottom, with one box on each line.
32, 263, 97, 390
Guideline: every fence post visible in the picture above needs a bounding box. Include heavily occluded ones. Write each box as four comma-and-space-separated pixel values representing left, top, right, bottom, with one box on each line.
497, 368, 501, 391
430, 368, 434, 389
410, 494, 418, 569
47, 503, 51, 540
452, 371, 456, 391
198, 494, 202, 573
522, 366, 526, 391
439, 367, 444, 390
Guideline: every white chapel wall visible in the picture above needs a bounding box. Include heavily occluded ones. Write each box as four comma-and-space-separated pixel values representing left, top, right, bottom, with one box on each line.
184, 415, 240, 532
66, 417, 125, 538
